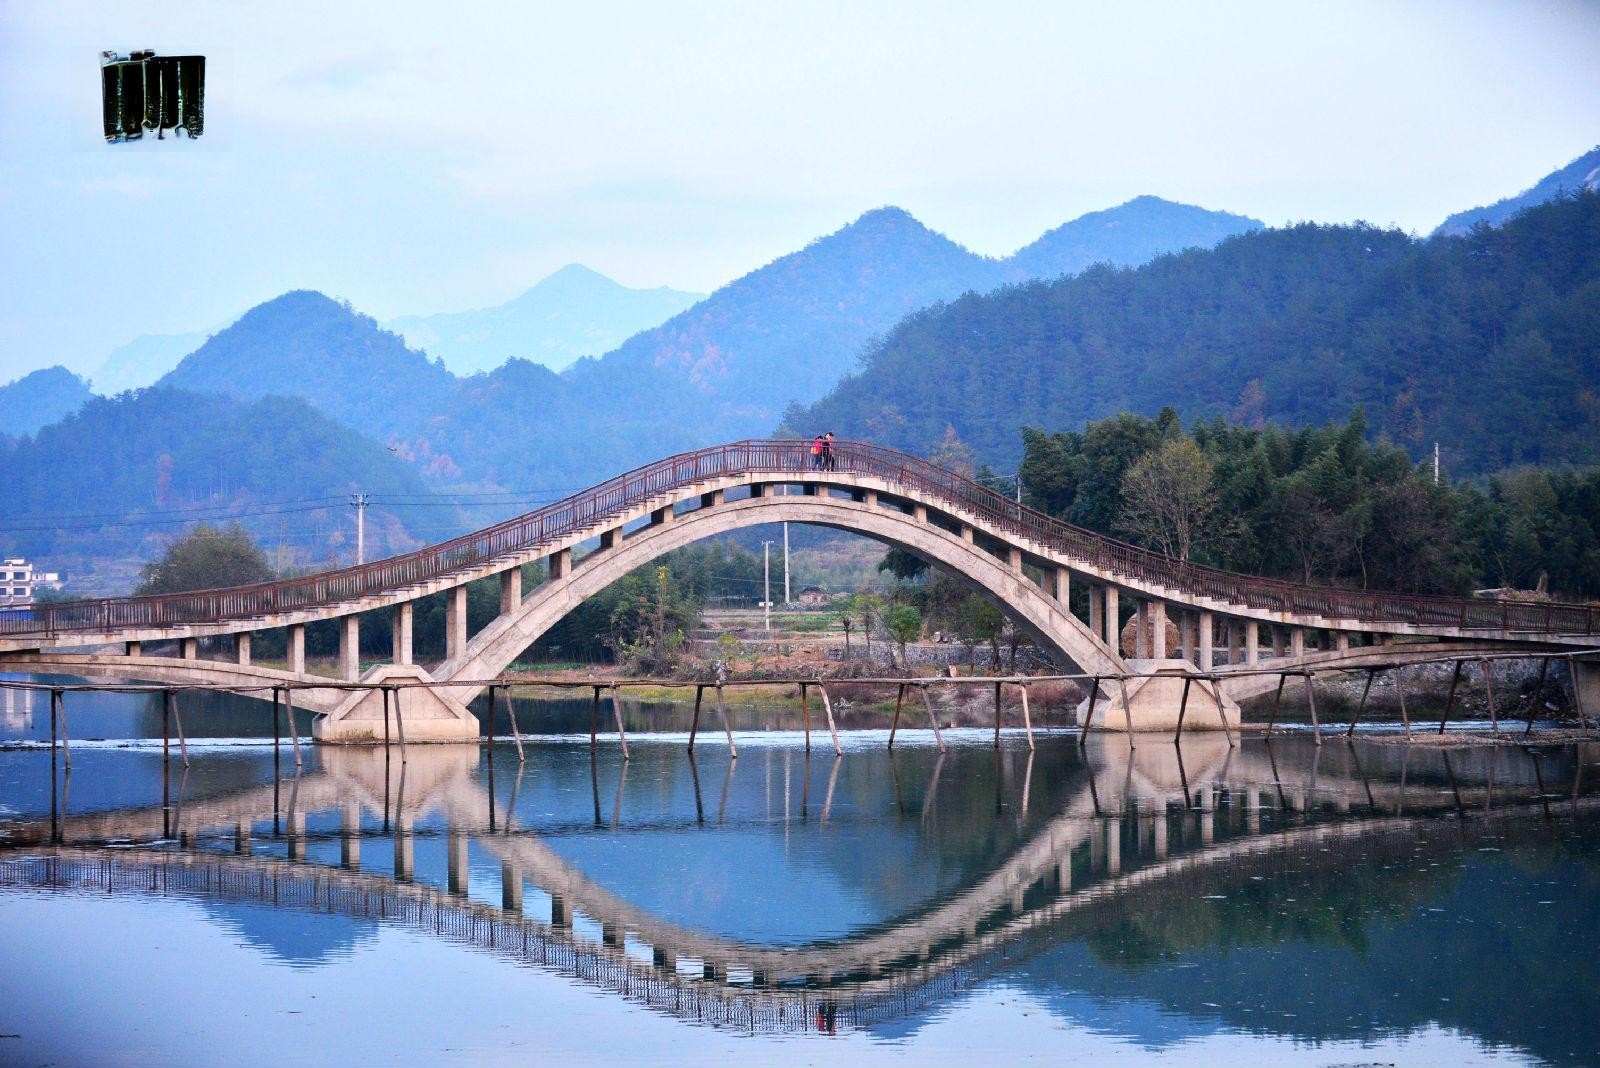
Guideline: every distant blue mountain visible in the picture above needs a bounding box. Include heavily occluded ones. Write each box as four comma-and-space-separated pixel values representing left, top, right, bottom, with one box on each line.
1433, 144, 1600, 236
0, 366, 94, 437
387, 264, 704, 376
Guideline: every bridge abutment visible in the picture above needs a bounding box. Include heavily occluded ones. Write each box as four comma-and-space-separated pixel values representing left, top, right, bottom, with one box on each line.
1078, 659, 1242, 732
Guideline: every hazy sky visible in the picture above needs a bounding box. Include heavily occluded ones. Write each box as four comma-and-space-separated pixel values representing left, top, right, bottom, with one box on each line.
2, 1, 1598, 381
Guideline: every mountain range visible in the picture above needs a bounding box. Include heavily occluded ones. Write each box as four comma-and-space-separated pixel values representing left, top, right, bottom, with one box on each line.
386, 265, 705, 376
0, 366, 93, 437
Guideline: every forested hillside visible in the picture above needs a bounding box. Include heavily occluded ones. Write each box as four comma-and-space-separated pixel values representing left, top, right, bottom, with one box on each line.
1006, 195, 1261, 281
0, 366, 94, 436
0, 389, 431, 591
160, 291, 458, 449
790, 191, 1600, 475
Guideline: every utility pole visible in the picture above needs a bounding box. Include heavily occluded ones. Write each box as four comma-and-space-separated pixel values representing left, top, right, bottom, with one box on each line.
783, 522, 791, 605
762, 540, 773, 634
349, 493, 369, 564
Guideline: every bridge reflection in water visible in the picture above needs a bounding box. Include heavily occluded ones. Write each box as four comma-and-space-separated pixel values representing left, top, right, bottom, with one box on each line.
3, 736, 1599, 1051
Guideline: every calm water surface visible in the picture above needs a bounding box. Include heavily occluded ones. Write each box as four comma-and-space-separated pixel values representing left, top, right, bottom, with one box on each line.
1, 678, 1597, 1066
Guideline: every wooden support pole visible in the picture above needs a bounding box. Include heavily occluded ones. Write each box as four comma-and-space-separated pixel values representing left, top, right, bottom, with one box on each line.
1481, 659, 1499, 732
1438, 661, 1463, 734
53, 689, 70, 769
888, 684, 905, 749
610, 685, 631, 761
1018, 683, 1034, 751
392, 686, 408, 760
1117, 675, 1136, 748
993, 681, 1003, 748
382, 686, 391, 748
816, 684, 842, 756
1211, 675, 1237, 747
285, 687, 302, 767
1348, 669, 1374, 736
1570, 654, 1592, 733
1394, 668, 1412, 741
1173, 676, 1192, 744
1304, 670, 1322, 746
1078, 677, 1101, 748
172, 689, 190, 766
270, 687, 280, 768
589, 686, 600, 751
500, 686, 525, 763
800, 682, 811, 753
1267, 674, 1286, 734
688, 685, 703, 752
917, 686, 946, 753
715, 684, 738, 757
1527, 658, 1550, 735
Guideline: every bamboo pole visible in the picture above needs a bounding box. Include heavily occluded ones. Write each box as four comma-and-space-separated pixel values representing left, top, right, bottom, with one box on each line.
1438, 661, 1462, 734
1304, 670, 1321, 746
610, 685, 630, 762
501, 685, 525, 762
715, 684, 737, 757
1017, 683, 1034, 750
816, 684, 842, 756
888, 684, 905, 749
1078, 676, 1101, 747
1173, 677, 1191, 744
688, 685, 703, 752
1347, 669, 1374, 736
917, 686, 946, 753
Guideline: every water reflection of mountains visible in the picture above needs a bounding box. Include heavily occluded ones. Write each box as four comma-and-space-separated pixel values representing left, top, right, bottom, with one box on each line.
4, 735, 1598, 1062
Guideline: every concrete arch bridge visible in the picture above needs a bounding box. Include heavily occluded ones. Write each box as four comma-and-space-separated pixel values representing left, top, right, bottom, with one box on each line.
2, 441, 1596, 740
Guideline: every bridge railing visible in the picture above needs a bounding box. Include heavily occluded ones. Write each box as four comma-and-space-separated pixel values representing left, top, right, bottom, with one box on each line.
5, 439, 1597, 638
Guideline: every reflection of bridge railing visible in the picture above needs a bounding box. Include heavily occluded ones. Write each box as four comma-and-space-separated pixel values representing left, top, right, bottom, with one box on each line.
7, 439, 1598, 638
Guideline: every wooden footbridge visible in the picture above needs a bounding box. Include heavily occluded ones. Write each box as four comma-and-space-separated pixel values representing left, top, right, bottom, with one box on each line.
3, 440, 1596, 740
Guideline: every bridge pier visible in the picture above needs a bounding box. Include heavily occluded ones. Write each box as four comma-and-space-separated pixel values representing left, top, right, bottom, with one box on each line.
500, 568, 521, 613
340, 616, 360, 681
236, 632, 251, 666
1078, 661, 1241, 732
446, 586, 468, 662
393, 604, 413, 665
288, 624, 306, 675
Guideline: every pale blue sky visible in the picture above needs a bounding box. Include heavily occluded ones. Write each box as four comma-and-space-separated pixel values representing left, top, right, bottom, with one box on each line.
2, 0, 1597, 382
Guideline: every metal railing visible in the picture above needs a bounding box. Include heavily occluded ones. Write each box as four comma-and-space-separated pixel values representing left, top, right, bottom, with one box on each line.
5, 439, 1596, 638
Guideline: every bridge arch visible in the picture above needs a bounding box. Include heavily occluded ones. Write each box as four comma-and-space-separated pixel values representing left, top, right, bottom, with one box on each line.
437, 489, 1123, 703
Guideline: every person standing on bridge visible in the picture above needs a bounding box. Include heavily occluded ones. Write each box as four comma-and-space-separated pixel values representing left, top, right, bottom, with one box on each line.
811, 434, 826, 470
823, 432, 837, 471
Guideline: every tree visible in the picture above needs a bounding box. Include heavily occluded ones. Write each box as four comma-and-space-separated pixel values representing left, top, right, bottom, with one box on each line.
883, 603, 923, 671
877, 547, 928, 582
134, 523, 272, 595
1117, 438, 1217, 561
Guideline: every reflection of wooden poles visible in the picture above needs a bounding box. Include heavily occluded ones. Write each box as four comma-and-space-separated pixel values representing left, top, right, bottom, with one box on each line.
816, 684, 842, 756
500, 686, 525, 762
171, 689, 190, 766
1117, 676, 1136, 749
1078, 676, 1100, 748
821, 755, 840, 822
588, 686, 600, 751
391, 686, 407, 761
1438, 661, 1462, 734
888, 684, 905, 749
916, 685, 946, 753
1348, 669, 1374, 736
609, 685, 631, 761
1526, 659, 1550, 735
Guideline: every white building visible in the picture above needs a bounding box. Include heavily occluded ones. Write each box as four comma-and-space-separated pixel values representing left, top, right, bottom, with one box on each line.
0, 558, 61, 608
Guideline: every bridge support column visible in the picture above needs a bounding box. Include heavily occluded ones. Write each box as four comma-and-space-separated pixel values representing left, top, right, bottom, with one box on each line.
500, 568, 521, 613
1007, 545, 1022, 571
287, 624, 306, 675
700, 489, 723, 508
394, 815, 414, 881
125, 640, 141, 657
1150, 602, 1167, 659
339, 616, 360, 681
548, 548, 570, 580
393, 603, 413, 666
446, 585, 468, 661
340, 802, 360, 869
913, 503, 927, 523
501, 863, 523, 912
1245, 621, 1259, 664
180, 637, 198, 659
960, 524, 974, 543
236, 632, 251, 666
1573, 658, 1600, 721
1336, 631, 1350, 653
1104, 587, 1119, 648
1089, 586, 1104, 639
1290, 627, 1305, 658
550, 893, 568, 927
1199, 611, 1214, 669
864, 489, 878, 507
1055, 568, 1070, 606
650, 503, 675, 526
447, 824, 468, 896
1179, 612, 1193, 663
1270, 627, 1283, 658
